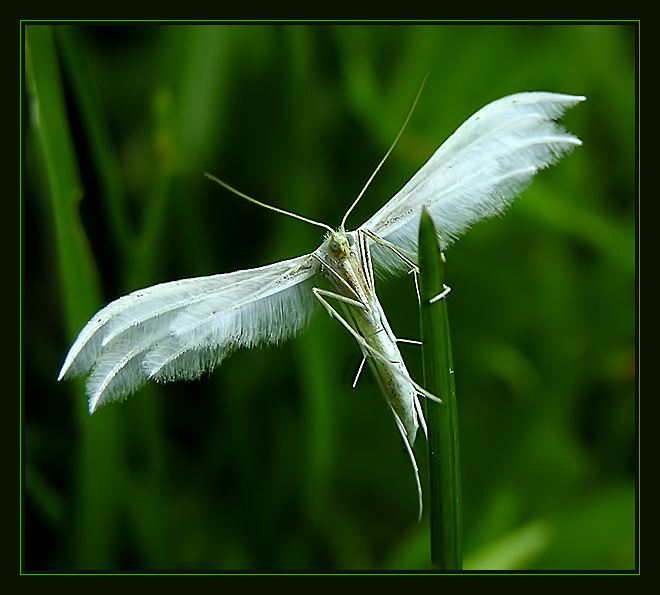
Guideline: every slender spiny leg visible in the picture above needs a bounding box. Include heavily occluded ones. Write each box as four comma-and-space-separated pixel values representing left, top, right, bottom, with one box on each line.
360, 230, 424, 348
312, 288, 379, 356
358, 230, 376, 293
312, 288, 400, 370
352, 356, 367, 388
312, 288, 442, 404
413, 269, 421, 306
361, 229, 453, 305
391, 407, 423, 521
312, 253, 362, 304
361, 229, 419, 274
413, 394, 428, 438
429, 285, 452, 303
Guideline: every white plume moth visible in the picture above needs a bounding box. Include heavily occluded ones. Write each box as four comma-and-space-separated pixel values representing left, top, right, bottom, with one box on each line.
58, 87, 585, 518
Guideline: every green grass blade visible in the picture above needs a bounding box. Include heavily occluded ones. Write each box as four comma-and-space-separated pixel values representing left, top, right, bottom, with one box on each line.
25, 24, 127, 569
25, 25, 102, 329
418, 208, 463, 570
53, 25, 134, 263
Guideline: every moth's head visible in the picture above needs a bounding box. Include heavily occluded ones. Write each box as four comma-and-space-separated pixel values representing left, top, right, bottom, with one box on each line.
324, 229, 355, 260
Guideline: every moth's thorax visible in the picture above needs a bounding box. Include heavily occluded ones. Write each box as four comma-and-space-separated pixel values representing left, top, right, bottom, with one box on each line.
317, 229, 370, 304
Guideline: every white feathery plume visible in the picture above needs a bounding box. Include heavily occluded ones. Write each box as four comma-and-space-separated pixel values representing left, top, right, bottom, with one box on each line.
59, 255, 318, 412
360, 92, 585, 273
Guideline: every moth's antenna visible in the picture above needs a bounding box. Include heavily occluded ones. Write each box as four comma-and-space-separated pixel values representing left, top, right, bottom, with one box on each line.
205, 173, 334, 234
340, 72, 430, 231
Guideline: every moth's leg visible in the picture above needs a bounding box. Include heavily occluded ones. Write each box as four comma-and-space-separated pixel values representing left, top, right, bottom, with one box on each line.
362, 228, 425, 305
429, 285, 452, 303
359, 229, 426, 345
312, 253, 363, 304
361, 228, 418, 274
401, 262, 450, 308
312, 287, 399, 370
310, 286, 367, 389
312, 287, 367, 317
350, 327, 405, 388
352, 356, 367, 388
312, 287, 442, 404
312, 288, 380, 356
413, 393, 428, 438
390, 406, 423, 521
413, 270, 421, 306
356, 230, 377, 292
362, 229, 452, 305
360, 226, 425, 317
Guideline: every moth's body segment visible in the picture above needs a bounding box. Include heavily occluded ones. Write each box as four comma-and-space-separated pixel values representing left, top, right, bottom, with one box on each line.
315, 230, 423, 445
312, 229, 427, 515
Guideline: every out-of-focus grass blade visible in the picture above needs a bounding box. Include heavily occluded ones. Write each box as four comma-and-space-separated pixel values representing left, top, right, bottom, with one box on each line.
25, 25, 102, 329
25, 24, 125, 569
418, 208, 463, 570
53, 25, 133, 264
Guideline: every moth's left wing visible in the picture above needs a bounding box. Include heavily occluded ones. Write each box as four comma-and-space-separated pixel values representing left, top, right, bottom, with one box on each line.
58, 254, 319, 413
359, 92, 585, 273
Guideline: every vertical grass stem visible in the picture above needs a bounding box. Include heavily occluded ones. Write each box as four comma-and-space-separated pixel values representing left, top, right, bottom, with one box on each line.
418, 208, 463, 570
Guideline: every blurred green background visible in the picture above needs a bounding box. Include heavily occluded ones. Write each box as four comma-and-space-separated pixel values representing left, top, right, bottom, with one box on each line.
23, 23, 636, 572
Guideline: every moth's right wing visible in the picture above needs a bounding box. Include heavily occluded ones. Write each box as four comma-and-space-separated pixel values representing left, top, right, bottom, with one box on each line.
58, 254, 320, 413
359, 92, 585, 274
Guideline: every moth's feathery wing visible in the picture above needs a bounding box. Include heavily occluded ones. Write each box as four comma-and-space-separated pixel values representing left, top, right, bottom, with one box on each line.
58, 254, 319, 413
359, 92, 585, 273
